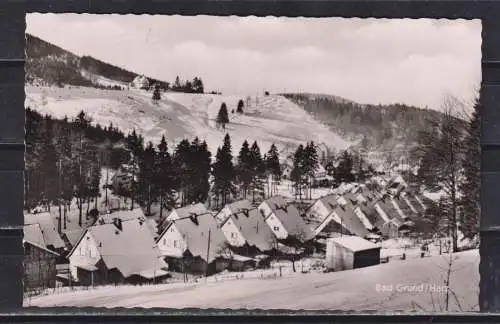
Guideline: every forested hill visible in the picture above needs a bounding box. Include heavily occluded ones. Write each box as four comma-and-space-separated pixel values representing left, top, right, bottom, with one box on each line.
282, 93, 467, 153
25, 34, 170, 89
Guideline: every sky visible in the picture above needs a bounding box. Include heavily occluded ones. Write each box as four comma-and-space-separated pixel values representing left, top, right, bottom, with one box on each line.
26, 14, 481, 111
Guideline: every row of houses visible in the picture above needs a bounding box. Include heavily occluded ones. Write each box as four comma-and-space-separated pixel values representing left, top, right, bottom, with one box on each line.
23, 194, 315, 289
22, 174, 428, 290
308, 177, 427, 243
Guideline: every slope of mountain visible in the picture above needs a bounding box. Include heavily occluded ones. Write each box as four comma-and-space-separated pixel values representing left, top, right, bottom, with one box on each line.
26, 34, 169, 89
25, 33, 458, 165
282, 93, 466, 160
25, 85, 352, 156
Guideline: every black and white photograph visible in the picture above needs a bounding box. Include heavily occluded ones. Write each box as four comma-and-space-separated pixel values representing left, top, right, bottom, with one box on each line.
22, 13, 481, 312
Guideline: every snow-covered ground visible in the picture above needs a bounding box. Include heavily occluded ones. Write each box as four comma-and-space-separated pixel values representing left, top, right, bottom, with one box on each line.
25, 85, 352, 156
25, 249, 479, 312
265, 179, 334, 201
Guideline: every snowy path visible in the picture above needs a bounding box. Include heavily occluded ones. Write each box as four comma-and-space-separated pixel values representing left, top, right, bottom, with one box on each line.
25, 250, 479, 312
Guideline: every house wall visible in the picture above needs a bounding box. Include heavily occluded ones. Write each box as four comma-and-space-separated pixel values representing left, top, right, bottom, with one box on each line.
258, 202, 289, 240
23, 243, 57, 292
325, 241, 354, 271
265, 213, 289, 240
381, 222, 399, 238
157, 224, 187, 257
308, 201, 330, 223
69, 232, 101, 281
221, 218, 246, 247
75, 261, 122, 286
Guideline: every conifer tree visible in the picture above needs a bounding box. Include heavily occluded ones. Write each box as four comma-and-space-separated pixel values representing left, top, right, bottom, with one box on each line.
304, 141, 319, 199
265, 143, 281, 195
173, 139, 192, 206
236, 140, 252, 198
216, 103, 229, 130
335, 150, 355, 185
291, 145, 306, 200
459, 98, 480, 239
126, 129, 144, 210
212, 134, 236, 208
192, 77, 204, 94
138, 141, 157, 215
173, 76, 182, 91
249, 141, 265, 202
156, 135, 176, 218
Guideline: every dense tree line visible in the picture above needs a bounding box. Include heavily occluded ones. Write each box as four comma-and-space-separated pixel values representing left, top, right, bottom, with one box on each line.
171, 76, 204, 94
25, 108, 128, 230
283, 93, 465, 161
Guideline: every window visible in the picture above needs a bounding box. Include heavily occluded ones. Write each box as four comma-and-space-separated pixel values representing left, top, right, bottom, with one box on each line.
173, 240, 178, 248
273, 226, 280, 231
163, 239, 166, 245
231, 232, 236, 238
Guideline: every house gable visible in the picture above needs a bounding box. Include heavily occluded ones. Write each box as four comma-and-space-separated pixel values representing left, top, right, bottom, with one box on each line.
68, 231, 101, 281
157, 223, 187, 258
221, 217, 246, 247
166, 210, 179, 222
215, 206, 232, 225
265, 212, 289, 240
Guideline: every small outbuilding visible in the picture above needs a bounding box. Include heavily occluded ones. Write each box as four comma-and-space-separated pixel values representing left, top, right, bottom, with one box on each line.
325, 235, 380, 271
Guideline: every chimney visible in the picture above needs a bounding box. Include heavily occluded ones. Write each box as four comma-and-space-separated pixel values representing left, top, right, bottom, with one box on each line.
190, 214, 199, 226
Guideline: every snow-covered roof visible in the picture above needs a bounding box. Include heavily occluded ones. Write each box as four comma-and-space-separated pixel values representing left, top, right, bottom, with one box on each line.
23, 240, 60, 256
261, 196, 313, 241
167, 203, 209, 221
217, 199, 253, 224
24, 212, 66, 250
94, 208, 146, 226
331, 201, 370, 238
137, 268, 169, 279
375, 194, 406, 224
318, 194, 339, 212
62, 228, 85, 248
71, 218, 167, 278
328, 235, 380, 253
23, 223, 47, 247
226, 208, 275, 252
231, 254, 255, 262
162, 213, 228, 264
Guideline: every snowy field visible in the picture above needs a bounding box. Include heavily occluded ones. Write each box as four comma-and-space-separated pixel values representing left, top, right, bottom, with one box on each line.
25, 85, 352, 156
25, 249, 479, 312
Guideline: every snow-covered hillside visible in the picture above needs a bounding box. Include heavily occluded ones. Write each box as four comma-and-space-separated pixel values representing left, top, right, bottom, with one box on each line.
25, 85, 352, 155
25, 249, 479, 311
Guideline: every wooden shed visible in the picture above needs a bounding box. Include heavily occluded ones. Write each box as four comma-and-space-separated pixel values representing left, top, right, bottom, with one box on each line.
325, 235, 380, 271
